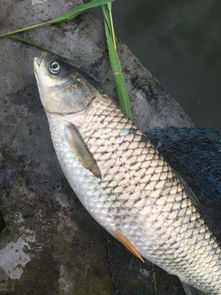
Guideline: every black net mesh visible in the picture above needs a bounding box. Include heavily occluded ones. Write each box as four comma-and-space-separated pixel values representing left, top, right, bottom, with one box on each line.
147, 127, 221, 239
147, 127, 221, 206
108, 127, 221, 295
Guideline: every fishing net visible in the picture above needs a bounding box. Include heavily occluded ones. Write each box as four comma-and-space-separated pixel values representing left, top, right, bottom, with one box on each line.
108, 127, 221, 295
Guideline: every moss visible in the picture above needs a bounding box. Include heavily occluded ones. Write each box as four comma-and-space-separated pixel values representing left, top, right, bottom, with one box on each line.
8, 249, 60, 295
66, 276, 114, 295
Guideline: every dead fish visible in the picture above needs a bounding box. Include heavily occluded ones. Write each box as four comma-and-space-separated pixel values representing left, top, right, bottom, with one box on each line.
34, 53, 221, 294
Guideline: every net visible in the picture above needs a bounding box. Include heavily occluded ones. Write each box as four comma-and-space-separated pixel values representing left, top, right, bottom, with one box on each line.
108, 127, 221, 295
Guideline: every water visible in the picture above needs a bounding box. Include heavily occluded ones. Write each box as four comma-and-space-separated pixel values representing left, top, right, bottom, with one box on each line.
111, 0, 221, 129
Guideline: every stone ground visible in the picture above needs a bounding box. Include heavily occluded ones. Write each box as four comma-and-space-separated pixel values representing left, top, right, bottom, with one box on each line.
0, 0, 194, 294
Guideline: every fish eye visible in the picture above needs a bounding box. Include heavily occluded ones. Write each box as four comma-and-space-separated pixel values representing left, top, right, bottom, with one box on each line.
48, 61, 61, 75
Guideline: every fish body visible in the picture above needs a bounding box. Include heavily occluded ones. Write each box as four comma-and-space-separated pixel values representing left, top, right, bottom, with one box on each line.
34, 53, 221, 294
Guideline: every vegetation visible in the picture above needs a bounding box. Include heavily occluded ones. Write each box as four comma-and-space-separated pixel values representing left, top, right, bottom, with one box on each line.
0, 0, 132, 118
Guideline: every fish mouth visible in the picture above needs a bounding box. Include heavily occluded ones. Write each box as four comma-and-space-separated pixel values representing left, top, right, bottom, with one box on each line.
34, 57, 41, 68
34, 52, 48, 69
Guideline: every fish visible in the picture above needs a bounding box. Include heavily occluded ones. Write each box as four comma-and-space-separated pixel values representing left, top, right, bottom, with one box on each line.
34, 52, 221, 294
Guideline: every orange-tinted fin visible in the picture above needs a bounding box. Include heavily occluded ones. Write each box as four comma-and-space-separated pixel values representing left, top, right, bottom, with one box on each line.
115, 230, 144, 262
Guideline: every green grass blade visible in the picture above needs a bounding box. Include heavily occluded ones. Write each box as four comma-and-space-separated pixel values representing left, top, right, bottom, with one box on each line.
9, 36, 70, 61
106, 3, 116, 49
102, 5, 132, 118
0, 0, 113, 39
101, 5, 113, 40
49, 0, 112, 24
0, 22, 50, 39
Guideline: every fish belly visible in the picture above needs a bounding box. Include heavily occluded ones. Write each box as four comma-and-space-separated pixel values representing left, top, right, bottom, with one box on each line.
47, 95, 221, 294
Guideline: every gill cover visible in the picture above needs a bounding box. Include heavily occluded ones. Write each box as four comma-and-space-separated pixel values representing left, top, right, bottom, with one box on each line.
34, 53, 97, 114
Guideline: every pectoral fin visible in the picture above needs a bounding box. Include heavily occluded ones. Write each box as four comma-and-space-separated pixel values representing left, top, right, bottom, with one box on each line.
65, 124, 101, 178
115, 230, 144, 262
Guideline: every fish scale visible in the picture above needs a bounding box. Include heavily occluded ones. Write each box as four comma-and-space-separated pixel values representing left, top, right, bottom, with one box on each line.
47, 94, 221, 294
34, 54, 221, 294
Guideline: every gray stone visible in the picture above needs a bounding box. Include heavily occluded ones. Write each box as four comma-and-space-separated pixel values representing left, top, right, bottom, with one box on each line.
0, 0, 193, 294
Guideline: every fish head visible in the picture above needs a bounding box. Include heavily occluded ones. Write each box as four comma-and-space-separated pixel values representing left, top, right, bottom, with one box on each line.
34, 53, 97, 114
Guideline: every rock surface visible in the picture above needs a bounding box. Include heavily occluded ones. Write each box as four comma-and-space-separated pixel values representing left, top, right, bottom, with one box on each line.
0, 0, 193, 294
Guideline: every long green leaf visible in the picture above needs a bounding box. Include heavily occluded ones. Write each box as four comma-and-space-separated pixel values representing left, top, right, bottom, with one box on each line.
106, 3, 116, 49
0, 0, 113, 39
9, 36, 70, 61
49, 0, 112, 24
0, 21, 49, 39
102, 5, 132, 118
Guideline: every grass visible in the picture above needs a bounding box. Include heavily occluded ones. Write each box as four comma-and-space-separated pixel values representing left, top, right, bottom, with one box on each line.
0, 0, 132, 118
102, 3, 132, 118
0, 0, 112, 39
9, 36, 69, 61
